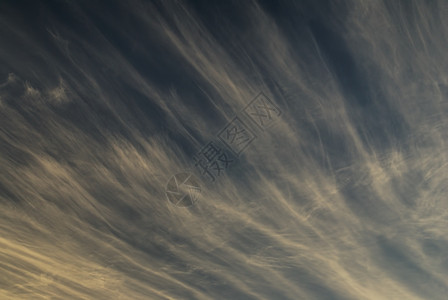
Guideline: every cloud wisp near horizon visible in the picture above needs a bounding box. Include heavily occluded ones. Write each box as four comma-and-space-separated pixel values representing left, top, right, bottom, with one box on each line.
1, 0, 448, 299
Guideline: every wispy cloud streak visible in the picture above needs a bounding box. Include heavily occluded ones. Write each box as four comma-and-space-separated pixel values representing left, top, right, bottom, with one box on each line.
1, 0, 448, 299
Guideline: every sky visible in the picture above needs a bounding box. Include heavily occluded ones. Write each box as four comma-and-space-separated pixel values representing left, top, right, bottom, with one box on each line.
1, 0, 448, 299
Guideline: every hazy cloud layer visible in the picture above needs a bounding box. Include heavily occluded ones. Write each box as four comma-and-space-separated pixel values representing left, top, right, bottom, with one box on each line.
1, 0, 448, 299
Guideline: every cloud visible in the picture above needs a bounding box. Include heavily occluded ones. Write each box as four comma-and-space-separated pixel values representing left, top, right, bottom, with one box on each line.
1, 0, 447, 299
